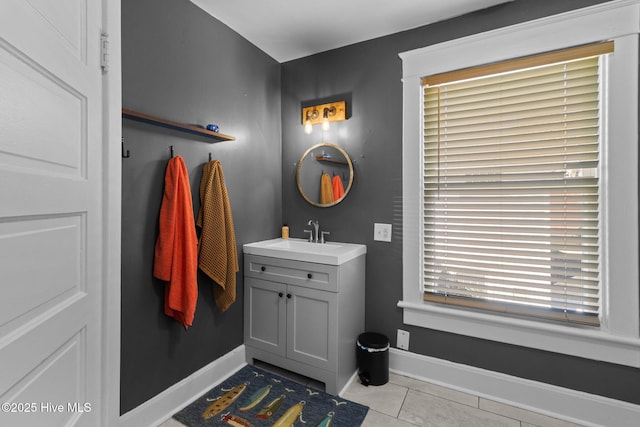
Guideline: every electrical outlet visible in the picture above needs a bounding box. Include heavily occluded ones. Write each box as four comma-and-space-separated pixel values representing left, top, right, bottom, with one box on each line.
397, 329, 410, 350
374, 223, 392, 242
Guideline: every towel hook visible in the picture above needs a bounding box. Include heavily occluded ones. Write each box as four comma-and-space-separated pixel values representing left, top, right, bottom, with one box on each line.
122, 137, 130, 158
209, 152, 212, 161
170, 145, 174, 158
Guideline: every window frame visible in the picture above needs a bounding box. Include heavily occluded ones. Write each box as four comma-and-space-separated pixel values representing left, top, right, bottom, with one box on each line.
399, 0, 640, 367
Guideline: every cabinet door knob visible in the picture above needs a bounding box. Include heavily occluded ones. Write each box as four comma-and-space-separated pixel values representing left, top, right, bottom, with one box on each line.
286, 293, 292, 299
261, 266, 266, 272
278, 292, 283, 298
307, 273, 313, 279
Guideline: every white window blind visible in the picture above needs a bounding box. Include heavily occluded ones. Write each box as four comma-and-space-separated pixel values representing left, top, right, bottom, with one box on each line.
422, 42, 613, 326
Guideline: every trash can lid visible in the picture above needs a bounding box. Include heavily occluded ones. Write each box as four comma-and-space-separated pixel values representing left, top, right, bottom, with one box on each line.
357, 332, 389, 349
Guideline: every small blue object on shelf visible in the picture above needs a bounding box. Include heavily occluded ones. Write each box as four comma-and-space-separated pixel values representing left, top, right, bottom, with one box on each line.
206, 124, 219, 132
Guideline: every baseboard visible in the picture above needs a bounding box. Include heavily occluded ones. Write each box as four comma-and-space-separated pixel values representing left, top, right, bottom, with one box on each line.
338, 370, 360, 397
389, 348, 640, 427
119, 345, 246, 427
117, 345, 640, 426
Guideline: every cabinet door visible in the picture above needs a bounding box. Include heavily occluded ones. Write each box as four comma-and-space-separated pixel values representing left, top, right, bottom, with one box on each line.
244, 278, 287, 357
286, 285, 337, 371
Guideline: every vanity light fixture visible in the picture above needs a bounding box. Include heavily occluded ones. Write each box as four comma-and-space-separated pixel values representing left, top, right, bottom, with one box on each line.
302, 101, 346, 134
304, 109, 319, 134
322, 107, 334, 131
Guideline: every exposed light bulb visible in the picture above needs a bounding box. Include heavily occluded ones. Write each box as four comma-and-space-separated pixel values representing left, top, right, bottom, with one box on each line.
304, 119, 313, 134
322, 117, 330, 131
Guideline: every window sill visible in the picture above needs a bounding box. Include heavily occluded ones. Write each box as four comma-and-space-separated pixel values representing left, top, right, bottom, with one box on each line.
398, 300, 640, 367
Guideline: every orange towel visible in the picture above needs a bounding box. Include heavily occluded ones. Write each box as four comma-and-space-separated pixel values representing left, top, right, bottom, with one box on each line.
332, 175, 345, 201
153, 156, 199, 328
320, 173, 334, 204
197, 160, 238, 312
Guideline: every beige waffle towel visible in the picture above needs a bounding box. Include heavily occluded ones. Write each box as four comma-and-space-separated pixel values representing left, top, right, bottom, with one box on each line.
320, 173, 334, 204
196, 160, 238, 312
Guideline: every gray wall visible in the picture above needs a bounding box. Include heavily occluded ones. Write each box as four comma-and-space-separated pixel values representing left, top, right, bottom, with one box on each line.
281, 0, 640, 405
121, 0, 281, 413
121, 0, 640, 414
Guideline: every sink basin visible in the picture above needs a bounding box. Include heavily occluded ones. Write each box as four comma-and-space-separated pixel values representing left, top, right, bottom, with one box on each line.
243, 238, 366, 265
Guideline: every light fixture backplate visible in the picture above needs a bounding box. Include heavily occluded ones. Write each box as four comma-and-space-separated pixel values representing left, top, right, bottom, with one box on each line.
302, 100, 346, 125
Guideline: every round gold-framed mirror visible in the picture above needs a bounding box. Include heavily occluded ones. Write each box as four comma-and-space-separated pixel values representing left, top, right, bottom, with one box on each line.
296, 143, 354, 208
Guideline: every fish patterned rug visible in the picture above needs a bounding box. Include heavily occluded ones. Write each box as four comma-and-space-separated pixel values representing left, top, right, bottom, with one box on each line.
173, 364, 369, 427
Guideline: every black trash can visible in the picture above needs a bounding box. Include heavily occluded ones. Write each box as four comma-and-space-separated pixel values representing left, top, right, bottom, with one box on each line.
356, 332, 389, 386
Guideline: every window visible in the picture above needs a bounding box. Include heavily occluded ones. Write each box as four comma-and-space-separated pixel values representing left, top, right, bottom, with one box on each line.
400, 1, 640, 367
422, 43, 612, 327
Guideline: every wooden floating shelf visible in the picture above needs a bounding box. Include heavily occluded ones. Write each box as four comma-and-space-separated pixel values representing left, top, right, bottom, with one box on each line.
122, 108, 235, 142
316, 156, 348, 165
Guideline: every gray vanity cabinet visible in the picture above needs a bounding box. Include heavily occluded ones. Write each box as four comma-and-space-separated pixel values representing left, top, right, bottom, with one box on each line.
243, 253, 365, 395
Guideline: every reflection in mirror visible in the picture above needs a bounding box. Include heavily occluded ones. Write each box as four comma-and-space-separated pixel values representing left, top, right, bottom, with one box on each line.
296, 143, 354, 208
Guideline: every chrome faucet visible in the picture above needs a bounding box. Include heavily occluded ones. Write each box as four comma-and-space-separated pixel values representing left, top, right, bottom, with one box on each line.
307, 219, 319, 243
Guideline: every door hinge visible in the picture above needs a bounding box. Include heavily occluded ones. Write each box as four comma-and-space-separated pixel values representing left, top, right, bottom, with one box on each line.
101, 32, 110, 73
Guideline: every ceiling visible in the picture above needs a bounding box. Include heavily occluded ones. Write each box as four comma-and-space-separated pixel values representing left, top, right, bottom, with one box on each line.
189, 0, 513, 63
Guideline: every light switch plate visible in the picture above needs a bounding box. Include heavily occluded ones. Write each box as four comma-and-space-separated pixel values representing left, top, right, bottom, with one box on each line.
374, 223, 392, 242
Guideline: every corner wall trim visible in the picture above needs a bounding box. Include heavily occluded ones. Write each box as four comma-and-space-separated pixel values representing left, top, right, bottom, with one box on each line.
119, 345, 246, 427
389, 348, 640, 427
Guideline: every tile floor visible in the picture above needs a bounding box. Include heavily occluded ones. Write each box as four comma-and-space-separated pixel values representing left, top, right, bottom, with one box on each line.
158, 362, 585, 427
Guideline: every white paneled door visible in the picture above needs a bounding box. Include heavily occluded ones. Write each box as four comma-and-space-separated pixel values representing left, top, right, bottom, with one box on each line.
0, 1, 104, 425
